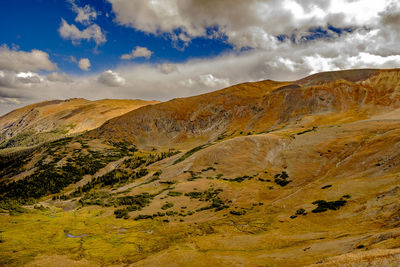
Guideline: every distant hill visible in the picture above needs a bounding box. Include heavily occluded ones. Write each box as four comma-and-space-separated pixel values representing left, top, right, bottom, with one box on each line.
0, 98, 159, 150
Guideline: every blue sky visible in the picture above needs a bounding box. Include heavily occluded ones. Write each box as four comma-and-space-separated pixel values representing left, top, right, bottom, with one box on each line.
0, 0, 399, 114
0, 0, 233, 75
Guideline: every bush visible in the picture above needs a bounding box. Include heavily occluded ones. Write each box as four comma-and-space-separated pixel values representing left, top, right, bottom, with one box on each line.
173, 144, 210, 164
311, 195, 349, 213
296, 208, 306, 215
167, 191, 182, 197
230, 210, 246, 215
114, 209, 128, 218
116, 193, 153, 208
161, 202, 174, 210
134, 214, 153, 221
274, 171, 291, 187
229, 175, 251, 182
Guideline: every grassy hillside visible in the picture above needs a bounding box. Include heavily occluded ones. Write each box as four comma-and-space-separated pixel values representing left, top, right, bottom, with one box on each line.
1, 69, 400, 266
0, 98, 159, 151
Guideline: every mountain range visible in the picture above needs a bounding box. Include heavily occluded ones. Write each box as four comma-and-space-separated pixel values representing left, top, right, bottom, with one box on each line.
1, 69, 400, 266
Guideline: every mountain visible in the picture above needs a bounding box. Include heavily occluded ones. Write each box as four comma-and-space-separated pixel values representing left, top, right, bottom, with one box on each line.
0, 98, 159, 150
91, 69, 400, 148
1, 69, 400, 266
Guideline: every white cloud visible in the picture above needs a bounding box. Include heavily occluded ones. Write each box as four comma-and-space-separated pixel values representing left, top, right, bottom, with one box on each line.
47, 72, 73, 83
68, 0, 97, 25
158, 63, 178, 74
106, 0, 390, 49
97, 70, 126, 87
58, 18, 106, 45
78, 58, 91, 71
0, 70, 45, 89
121, 46, 153, 60
16, 72, 42, 84
199, 74, 230, 88
0, 45, 57, 72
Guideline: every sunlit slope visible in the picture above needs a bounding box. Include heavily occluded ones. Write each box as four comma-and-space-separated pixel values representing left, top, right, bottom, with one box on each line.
91, 69, 400, 148
0, 98, 159, 149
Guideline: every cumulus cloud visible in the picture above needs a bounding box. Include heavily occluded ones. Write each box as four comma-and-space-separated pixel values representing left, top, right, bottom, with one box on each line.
121, 46, 153, 60
68, 0, 97, 25
58, 18, 106, 45
78, 58, 91, 71
0, 70, 49, 88
16, 72, 42, 84
107, 0, 392, 49
98, 70, 126, 87
0, 45, 57, 72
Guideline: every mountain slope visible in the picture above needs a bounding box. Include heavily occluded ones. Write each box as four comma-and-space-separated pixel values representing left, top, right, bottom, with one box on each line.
91, 69, 400, 148
0, 98, 159, 149
1, 69, 400, 266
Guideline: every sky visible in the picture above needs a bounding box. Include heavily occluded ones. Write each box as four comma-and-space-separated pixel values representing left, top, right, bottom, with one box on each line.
0, 0, 400, 114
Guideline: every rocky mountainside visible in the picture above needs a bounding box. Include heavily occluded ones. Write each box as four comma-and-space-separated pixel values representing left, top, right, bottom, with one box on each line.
1, 69, 400, 266
91, 69, 400, 148
0, 98, 159, 150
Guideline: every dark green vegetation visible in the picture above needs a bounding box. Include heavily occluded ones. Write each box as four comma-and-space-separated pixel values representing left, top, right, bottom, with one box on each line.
227, 175, 254, 182
173, 144, 211, 164
73, 168, 148, 197
0, 125, 73, 149
167, 191, 182, 197
296, 208, 306, 215
290, 196, 350, 218
0, 136, 180, 215
0, 198, 28, 215
0, 138, 131, 203
296, 126, 318, 135
161, 202, 174, 210
230, 210, 246, 215
311, 195, 350, 213
274, 171, 291, 186
185, 170, 202, 181
185, 188, 229, 212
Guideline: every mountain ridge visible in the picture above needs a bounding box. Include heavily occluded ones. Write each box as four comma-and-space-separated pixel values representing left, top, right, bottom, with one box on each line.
2, 68, 400, 266
90, 68, 400, 148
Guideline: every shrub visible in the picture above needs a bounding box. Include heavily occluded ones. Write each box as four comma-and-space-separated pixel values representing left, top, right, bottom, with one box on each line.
296, 208, 306, 215
311, 196, 349, 213
230, 210, 246, 215
161, 202, 174, 210
116, 193, 153, 208
201, 166, 216, 172
134, 214, 153, 221
167, 191, 182, 197
274, 171, 291, 187
173, 144, 210, 164
229, 175, 251, 182
114, 209, 128, 218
